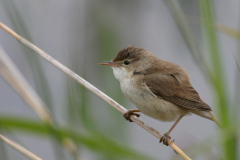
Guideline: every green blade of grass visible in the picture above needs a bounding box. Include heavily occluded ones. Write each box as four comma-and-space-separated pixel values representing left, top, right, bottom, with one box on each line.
0, 116, 155, 160
198, 0, 237, 159
216, 25, 240, 40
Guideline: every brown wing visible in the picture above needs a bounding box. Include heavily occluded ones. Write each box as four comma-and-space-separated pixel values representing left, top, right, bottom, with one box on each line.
143, 71, 212, 111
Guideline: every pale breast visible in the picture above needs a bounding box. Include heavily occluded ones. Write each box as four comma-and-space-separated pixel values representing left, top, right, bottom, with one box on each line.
120, 76, 189, 122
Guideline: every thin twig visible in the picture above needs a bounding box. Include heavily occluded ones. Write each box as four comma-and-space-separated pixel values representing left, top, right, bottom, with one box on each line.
0, 134, 42, 160
0, 21, 191, 160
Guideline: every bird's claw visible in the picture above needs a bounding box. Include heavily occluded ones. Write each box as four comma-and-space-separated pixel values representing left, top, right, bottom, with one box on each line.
160, 133, 171, 146
123, 110, 140, 122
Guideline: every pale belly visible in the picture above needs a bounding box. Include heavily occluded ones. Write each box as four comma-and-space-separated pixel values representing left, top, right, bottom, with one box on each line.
120, 78, 189, 122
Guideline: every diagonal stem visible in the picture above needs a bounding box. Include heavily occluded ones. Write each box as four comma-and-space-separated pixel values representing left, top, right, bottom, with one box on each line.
0, 134, 42, 160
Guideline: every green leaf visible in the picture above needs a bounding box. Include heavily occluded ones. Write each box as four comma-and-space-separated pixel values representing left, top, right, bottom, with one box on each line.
216, 25, 240, 40
198, 0, 238, 159
0, 116, 155, 160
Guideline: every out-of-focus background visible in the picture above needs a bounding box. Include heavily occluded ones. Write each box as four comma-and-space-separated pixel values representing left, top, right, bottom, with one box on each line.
0, 0, 239, 160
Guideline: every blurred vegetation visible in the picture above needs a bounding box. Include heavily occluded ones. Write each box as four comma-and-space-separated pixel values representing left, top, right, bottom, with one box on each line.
0, 0, 239, 160
199, 1, 237, 159
166, 0, 239, 159
0, 116, 153, 160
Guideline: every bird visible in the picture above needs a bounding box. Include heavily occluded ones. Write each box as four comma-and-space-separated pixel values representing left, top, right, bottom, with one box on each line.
99, 45, 221, 146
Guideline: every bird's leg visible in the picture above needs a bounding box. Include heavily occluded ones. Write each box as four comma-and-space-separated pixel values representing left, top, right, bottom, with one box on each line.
160, 115, 183, 146
123, 109, 141, 122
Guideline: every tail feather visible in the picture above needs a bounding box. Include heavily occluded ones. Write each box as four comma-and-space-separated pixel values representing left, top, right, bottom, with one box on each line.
190, 110, 222, 128
209, 112, 222, 129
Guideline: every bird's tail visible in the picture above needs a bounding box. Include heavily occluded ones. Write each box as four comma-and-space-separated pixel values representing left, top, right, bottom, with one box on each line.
209, 112, 222, 129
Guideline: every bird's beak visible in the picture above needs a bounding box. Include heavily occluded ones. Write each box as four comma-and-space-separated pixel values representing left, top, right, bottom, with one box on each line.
98, 61, 119, 67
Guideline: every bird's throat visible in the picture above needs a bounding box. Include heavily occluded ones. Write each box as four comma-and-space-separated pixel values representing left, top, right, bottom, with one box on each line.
111, 67, 131, 81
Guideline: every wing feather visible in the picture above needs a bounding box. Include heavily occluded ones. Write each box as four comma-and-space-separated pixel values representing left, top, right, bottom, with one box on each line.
144, 72, 211, 111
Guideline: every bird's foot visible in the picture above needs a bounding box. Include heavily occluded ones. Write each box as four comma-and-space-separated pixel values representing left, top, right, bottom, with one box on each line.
123, 109, 140, 122
160, 132, 171, 146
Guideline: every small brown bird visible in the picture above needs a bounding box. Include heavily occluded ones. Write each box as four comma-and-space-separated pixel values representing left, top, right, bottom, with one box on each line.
99, 46, 220, 145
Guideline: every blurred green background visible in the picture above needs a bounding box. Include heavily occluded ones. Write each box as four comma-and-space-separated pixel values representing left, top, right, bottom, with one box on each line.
0, 0, 239, 160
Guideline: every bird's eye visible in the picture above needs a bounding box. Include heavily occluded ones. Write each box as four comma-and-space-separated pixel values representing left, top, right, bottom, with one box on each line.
124, 60, 130, 65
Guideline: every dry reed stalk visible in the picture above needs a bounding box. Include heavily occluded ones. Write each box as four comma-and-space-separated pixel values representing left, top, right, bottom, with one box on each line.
0, 134, 42, 160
